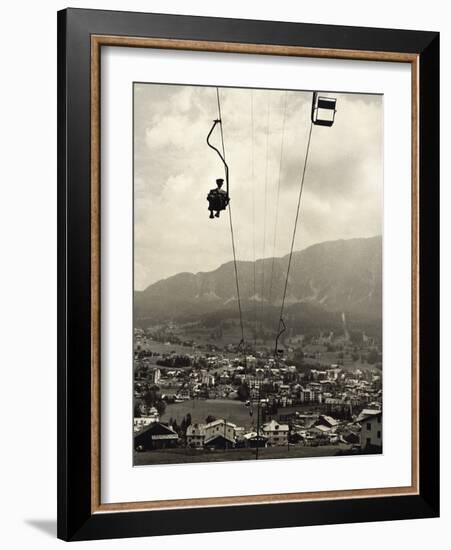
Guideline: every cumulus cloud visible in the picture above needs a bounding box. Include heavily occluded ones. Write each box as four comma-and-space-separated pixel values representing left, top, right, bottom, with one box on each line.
134, 83, 383, 290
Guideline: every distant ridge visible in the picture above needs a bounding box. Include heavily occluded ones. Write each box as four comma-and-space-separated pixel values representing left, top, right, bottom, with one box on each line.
134, 236, 382, 325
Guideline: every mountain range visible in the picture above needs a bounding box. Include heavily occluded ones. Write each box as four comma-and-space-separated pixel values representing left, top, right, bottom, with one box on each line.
134, 236, 382, 329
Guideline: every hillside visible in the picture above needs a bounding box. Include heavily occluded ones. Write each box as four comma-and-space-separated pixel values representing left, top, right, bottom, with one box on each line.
134, 236, 382, 327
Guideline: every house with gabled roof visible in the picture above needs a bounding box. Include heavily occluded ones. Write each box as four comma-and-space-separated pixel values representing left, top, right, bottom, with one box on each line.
204, 419, 236, 444
186, 423, 206, 448
356, 409, 382, 450
243, 431, 268, 448
134, 422, 179, 451
204, 432, 235, 449
262, 419, 289, 446
316, 414, 339, 429
185, 419, 238, 449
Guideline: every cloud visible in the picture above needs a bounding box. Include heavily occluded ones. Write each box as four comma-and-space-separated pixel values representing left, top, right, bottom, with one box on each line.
134, 84, 383, 290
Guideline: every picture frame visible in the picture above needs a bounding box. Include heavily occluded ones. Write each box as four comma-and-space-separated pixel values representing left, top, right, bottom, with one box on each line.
57, 7, 439, 541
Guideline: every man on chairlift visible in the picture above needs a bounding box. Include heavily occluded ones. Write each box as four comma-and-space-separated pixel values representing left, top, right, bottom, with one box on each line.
207, 178, 229, 219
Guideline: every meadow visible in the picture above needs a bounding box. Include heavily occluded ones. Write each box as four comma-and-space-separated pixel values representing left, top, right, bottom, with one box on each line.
161, 398, 254, 428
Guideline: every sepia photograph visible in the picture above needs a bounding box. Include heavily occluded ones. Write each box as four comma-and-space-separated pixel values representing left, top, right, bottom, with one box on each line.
55, 7, 440, 541
133, 82, 383, 466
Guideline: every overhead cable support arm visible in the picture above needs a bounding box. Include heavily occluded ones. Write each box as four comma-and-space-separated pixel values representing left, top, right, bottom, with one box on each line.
206, 119, 229, 198
274, 317, 286, 358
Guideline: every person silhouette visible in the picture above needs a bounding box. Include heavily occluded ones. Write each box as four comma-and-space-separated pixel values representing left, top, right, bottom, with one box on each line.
207, 178, 229, 219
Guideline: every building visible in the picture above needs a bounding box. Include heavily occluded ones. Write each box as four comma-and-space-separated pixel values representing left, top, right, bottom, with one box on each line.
134, 422, 179, 451
262, 419, 289, 446
186, 423, 206, 448
243, 432, 268, 448
133, 406, 160, 432
315, 414, 339, 429
151, 368, 161, 385
245, 355, 257, 367
200, 370, 215, 387
299, 385, 323, 403
134, 417, 152, 433
327, 366, 342, 380
186, 419, 237, 449
310, 369, 327, 381
357, 409, 382, 450
204, 432, 235, 449
175, 387, 190, 401
204, 419, 236, 444
308, 423, 332, 437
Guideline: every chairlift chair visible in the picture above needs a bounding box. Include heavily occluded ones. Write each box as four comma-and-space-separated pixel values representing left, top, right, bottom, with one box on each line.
206, 119, 230, 215
311, 92, 337, 127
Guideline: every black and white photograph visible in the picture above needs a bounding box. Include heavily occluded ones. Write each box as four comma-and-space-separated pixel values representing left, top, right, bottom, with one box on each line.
0, 0, 444, 546
133, 83, 383, 466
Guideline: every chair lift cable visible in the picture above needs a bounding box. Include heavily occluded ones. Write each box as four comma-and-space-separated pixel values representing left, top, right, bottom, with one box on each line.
268, 91, 289, 309
260, 93, 272, 335
250, 90, 258, 350
274, 120, 314, 357
215, 88, 245, 351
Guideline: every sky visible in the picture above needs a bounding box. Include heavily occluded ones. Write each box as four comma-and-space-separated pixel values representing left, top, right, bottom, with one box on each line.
134, 83, 383, 290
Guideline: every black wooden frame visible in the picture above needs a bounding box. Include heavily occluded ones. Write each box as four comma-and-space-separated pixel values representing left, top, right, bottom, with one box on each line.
57, 7, 439, 541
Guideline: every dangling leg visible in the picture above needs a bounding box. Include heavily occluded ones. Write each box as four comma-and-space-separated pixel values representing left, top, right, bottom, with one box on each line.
215, 211, 220, 218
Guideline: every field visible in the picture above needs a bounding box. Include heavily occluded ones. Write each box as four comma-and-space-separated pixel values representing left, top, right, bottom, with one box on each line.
134, 443, 354, 466
161, 399, 254, 428
138, 341, 197, 356
308, 350, 380, 371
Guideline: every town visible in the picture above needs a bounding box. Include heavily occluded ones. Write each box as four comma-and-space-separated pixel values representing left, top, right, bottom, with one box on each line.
133, 323, 382, 465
